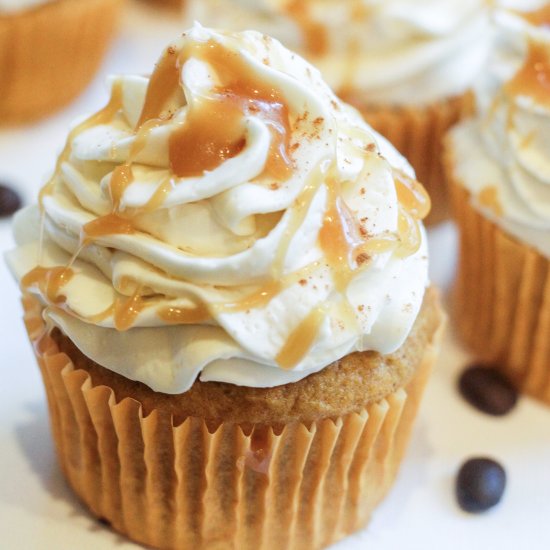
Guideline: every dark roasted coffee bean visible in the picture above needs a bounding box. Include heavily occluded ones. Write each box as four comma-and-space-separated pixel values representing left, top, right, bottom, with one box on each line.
456, 457, 506, 513
0, 184, 22, 217
458, 364, 518, 416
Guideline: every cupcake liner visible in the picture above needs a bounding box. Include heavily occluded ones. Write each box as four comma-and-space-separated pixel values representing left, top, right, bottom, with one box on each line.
0, 0, 125, 124
448, 172, 550, 405
149, 0, 185, 8
23, 294, 443, 549
343, 93, 473, 225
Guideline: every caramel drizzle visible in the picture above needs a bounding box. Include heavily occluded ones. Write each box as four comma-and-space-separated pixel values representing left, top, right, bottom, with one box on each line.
84, 286, 146, 331
286, 0, 329, 57
168, 40, 293, 181
318, 176, 365, 291
505, 41, 550, 107
275, 307, 325, 369
519, 5, 550, 26
157, 303, 211, 324
29, 36, 430, 361
22, 266, 74, 305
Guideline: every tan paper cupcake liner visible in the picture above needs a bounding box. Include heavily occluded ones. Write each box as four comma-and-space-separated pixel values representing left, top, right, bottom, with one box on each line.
149, 0, 185, 9
23, 295, 442, 549
0, 0, 125, 124
342, 92, 473, 225
448, 172, 550, 405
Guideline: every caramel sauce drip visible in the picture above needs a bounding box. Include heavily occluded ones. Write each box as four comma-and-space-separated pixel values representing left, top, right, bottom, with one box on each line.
137, 47, 182, 126
157, 303, 211, 324
22, 266, 74, 305
113, 287, 146, 331
215, 280, 283, 313
109, 165, 133, 211
143, 178, 174, 212
276, 307, 325, 369
478, 186, 503, 216
286, 0, 329, 57
394, 170, 431, 220
82, 213, 135, 242
318, 181, 364, 291
519, 5, 550, 26
168, 40, 293, 181
505, 41, 550, 107
237, 429, 272, 475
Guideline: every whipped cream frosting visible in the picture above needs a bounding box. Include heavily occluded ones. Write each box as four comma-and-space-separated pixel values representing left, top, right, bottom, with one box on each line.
0, 0, 51, 13
448, 6, 550, 258
186, 0, 493, 105
6, 24, 430, 393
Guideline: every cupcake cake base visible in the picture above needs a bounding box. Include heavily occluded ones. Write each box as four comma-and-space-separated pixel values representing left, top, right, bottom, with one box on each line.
22, 288, 444, 550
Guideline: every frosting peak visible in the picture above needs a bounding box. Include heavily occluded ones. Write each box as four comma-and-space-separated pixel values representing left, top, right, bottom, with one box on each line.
7, 25, 429, 393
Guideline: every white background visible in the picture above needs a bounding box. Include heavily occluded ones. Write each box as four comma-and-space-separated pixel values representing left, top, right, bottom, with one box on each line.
1, 4, 549, 549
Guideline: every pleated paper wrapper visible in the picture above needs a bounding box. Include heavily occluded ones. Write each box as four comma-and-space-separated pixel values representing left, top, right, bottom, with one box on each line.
448, 171, 550, 405
0, 0, 124, 124
23, 295, 443, 550
342, 92, 473, 225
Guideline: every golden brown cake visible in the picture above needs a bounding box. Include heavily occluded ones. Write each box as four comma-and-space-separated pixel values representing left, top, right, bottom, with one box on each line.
7, 25, 444, 549
446, 6, 550, 404
0, 0, 125, 124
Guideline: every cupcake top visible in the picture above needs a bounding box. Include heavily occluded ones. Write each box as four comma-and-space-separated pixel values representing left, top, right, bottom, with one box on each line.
186, 0, 493, 105
448, 4, 550, 257
6, 24, 429, 394
0, 0, 51, 13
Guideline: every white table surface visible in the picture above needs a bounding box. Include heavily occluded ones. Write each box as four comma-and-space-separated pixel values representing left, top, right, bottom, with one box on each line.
1, 3, 549, 549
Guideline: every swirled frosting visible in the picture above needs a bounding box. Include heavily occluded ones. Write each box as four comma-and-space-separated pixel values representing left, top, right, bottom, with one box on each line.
6, 25, 430, 393
448, 5, 550, 257
186, 0, 493, 105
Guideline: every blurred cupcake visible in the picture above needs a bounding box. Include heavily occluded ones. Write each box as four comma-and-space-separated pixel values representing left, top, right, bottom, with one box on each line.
0, 0, 125, 124
6, 25, 444, 549
445, 5, 550, 404
185, 0, 494, 224
146, 0, 185, 9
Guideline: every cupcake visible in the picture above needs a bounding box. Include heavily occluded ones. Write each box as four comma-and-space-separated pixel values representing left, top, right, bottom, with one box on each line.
6, 24, 444, 549
185, 0, 495, 224
147, 0, 185, 9
0, 0, 125, 124
445, 6, 550, 404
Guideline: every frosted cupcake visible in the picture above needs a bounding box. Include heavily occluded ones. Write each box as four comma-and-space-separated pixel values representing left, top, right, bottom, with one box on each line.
185, 0, 494, 223
445, 5, 550, 404
0, 0, 125, 124
6, 25, 444, 549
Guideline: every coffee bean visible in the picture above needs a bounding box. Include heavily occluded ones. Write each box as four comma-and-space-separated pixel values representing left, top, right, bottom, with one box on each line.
0, 184, 22, 217
456, 457, 506, 513
458, 364, 518, 416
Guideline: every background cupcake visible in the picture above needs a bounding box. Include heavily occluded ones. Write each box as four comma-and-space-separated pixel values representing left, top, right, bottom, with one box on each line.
445, 5, 550, 404
185, 0, 495, 224
0, 0, 125, 124
6, 25, 444, 549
